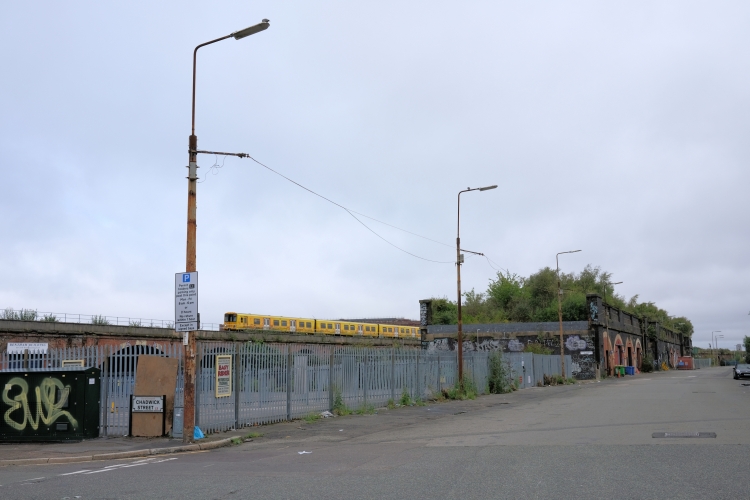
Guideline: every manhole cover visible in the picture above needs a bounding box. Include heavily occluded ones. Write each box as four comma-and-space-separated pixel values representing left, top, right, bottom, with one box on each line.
652, 432, 716, 438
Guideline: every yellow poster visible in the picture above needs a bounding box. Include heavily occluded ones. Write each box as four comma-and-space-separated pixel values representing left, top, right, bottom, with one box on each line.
215, 355, 232, 398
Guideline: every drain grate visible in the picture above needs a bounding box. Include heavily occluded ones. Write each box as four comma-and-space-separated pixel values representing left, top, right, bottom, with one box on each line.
652, 432, 716, 439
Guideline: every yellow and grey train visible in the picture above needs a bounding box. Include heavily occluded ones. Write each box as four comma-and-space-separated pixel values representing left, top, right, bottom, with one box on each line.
222, 313, 418, 339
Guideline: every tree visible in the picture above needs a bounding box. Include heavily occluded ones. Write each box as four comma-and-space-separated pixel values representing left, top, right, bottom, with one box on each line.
430, 264, 692, 336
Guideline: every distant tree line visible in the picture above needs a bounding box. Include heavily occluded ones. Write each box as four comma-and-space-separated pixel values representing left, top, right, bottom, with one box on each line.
430, 265, 694, 337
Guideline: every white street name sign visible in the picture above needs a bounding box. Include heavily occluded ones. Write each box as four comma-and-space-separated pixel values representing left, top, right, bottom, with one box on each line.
132, 396, 164, 413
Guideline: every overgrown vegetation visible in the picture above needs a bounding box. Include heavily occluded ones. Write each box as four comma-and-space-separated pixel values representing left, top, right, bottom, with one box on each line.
245, 431, 263, 439
442, 375, 478, 400
640, 353, 655, 372
540, 374, 577, 386
303, 413, 321, 423
1, 308, 38, 321
332, 388, 351, 416
399, 388, 413, 407
488, 352, 515, 394
91, 315, 110, 325
430, 265, 693, 336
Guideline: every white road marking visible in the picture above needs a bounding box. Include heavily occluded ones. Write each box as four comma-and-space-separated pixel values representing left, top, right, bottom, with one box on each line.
21, 477, 45, 482
58, 470, 91, 476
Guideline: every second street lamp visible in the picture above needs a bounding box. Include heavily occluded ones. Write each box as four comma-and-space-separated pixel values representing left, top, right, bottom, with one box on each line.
183, 19, 270, 444
556, 249, 581, 379
456, 185, 497, 390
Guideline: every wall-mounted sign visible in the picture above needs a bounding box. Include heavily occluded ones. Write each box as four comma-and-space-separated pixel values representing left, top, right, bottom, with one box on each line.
62, 359, 85, 367
175, 272, 198, 332
132, 396, 164, 413
215, 355, 232, 398
7, 342, 48, 354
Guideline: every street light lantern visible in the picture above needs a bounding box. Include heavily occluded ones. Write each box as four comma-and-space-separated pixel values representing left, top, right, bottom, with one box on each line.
479, 185, 498, 191
232, 19, 270, 40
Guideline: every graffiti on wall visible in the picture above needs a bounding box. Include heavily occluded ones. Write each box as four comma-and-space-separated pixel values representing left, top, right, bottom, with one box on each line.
2, 377, 78, 431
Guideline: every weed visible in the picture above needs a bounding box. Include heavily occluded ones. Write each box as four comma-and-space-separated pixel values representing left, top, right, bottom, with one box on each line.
386, 398, 396, 410
332, 388, 351, 416
488, 352, 513, 394
415, 398, 426, 407
442, 375, 477, 400
129, 320, 142, 327
354, 404, 375, 415
41, 314, 57, 322
91, 315, 110, 325
303, 413, 321, 424
399, 388, 412, 407
2, 308, 38, 321
230, 437, 243, 445
244, 431, 263, 439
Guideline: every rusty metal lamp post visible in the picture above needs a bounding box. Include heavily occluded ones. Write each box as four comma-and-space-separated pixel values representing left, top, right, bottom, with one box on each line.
183, 19, 270, 444
456, 185, 496, 390
555, 250, 581, 379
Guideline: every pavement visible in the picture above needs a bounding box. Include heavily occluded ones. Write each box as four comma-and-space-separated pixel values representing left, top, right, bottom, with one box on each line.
0, 429, 251, 466
1, 367, 748, 499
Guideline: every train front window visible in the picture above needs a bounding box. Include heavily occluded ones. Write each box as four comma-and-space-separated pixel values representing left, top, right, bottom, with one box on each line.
224, 314, 237, 323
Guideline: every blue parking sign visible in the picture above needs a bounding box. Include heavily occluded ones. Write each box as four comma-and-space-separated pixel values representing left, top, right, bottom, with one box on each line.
183, 274, 190, 282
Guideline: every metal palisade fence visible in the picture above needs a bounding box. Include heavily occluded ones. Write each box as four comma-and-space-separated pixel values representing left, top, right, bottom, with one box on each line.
1, 343, 575, 438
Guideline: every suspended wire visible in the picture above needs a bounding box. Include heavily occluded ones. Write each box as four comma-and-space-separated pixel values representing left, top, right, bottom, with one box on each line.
193, 149, 511, 269
242, 154, 453, 264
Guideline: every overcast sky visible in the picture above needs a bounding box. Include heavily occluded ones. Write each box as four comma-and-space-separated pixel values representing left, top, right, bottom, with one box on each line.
1, 1, 748, 349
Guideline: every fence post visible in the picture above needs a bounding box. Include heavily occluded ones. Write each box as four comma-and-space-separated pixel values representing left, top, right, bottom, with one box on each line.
416, 350, 421, 401
286, 348, 292, 421
328, 345, 334, 412
363, 351, 368, 408
234, 347, 241, 430
101, 350, 109, 437
437, 355, 441, 392
391, 344, 396, 403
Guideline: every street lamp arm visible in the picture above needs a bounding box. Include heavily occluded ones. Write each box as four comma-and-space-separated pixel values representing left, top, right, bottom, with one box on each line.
459, 248, 484, 256
192, 34, 234, 136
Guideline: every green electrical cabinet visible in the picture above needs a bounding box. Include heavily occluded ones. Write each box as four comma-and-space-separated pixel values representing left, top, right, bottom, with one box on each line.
0, 368, 100, 441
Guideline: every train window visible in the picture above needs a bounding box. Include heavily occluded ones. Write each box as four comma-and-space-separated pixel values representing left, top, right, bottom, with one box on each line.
344, 325, 349, 331
254, 318, 260, 325
307, 322, 312, 328
365, 326, 369, 332
281, 320, 287, 326
273, 320, 279, 326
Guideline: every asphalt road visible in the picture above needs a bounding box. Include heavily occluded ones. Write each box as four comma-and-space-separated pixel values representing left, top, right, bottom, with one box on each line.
2, 367, 749, 499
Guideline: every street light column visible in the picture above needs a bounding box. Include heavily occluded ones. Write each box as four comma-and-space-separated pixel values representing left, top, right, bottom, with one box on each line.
556, 250, 581, 379
456, 185, 496, 391
182, 20, 269, 444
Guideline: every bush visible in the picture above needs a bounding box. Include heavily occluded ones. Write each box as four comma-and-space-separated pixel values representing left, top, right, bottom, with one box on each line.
641, 353, 654, 373
91, 315, 110, 325
443, 374, 478, 400
399, 388, 412, 406
488, 352, 513, 394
